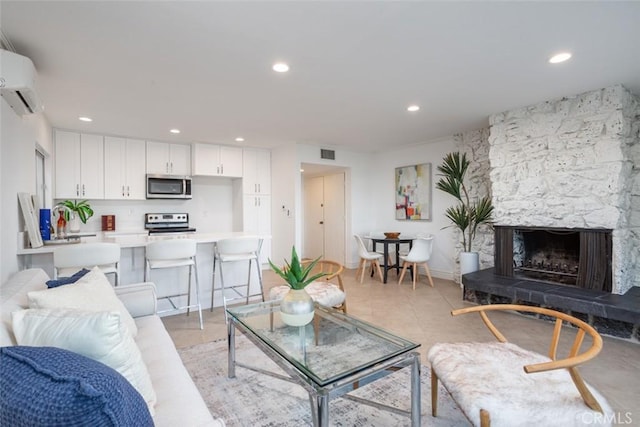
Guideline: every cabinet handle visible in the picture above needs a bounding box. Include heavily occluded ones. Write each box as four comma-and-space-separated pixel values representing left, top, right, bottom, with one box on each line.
166, 162, 169, 173
82, 184, 85, 196
127, 186, 130, 197
254, 183, 257, 193
76, 184, 80, 196
258, 183, 261, 193
221, 164, 224, 175
122, 185, 125, 197
170, 162, 173, 173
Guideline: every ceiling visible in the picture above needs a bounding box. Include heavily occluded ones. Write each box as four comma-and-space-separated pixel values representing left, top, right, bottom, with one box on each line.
2, 1, 640, 152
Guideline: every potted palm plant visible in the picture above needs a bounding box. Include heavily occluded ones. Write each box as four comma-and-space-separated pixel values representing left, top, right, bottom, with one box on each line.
269, 247, 327, 326
60, 199, 94, 233
436, 152, 493, 276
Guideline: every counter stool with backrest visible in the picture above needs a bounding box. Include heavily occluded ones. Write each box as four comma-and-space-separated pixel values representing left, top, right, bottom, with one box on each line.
145, 238, 203, 330
212, 237, 264, 322
398, 234, 435, 289
53, 242, 121, 286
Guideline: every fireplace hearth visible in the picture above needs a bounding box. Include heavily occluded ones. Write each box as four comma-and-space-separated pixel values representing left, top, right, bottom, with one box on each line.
495, 226, 613, 292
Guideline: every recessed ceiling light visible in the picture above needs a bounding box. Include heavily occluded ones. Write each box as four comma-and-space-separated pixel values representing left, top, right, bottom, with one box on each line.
272, 62, 290, 73
549, 52, 572, 64
170, 129, 180, 134
407, 105, 420, 112
78, 116, 92, 122
235, 137, 245, 142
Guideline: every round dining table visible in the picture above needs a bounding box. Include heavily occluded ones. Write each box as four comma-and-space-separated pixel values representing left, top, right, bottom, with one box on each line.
368, 236, 414, 283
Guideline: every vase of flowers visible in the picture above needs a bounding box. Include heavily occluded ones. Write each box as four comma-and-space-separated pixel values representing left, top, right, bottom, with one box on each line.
269, 247, 327, 327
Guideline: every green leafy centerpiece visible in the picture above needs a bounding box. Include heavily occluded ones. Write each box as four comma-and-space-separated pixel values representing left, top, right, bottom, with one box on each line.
60, 199, 94, 232
269, 247, 327, 326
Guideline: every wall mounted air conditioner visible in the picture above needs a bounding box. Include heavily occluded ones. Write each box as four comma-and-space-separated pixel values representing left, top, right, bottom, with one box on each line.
0, 49, 44, 115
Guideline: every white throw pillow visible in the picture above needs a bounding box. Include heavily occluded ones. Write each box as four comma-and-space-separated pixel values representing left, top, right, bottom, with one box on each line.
12, 308, 156, 414
27, 266, 137, 337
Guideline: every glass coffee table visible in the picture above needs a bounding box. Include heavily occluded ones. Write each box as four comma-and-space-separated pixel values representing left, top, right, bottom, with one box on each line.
227, 301, 421, 427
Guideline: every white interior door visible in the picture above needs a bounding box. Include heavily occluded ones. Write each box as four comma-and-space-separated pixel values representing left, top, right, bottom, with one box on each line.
304, 176, 324, 259
323, 173, 345, 263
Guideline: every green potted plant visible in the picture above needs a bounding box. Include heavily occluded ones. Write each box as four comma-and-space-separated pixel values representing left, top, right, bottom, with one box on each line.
60, 199, 94, 232
269, 247, 327, 326
435, 152, 493, 275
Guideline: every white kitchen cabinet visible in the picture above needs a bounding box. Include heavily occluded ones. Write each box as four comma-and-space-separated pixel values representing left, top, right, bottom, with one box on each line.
54, 130, 104, 199
146, 141, 191, 176
192, 143, 243, 177
242, 148, 271, 195
243, 194, 271, 263
104, 137, 146, 199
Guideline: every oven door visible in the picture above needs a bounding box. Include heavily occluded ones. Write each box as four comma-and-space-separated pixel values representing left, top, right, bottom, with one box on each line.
146, 175, 192, 199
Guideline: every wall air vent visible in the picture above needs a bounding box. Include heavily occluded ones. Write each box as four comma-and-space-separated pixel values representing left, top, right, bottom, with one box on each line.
320, 149, 335, 160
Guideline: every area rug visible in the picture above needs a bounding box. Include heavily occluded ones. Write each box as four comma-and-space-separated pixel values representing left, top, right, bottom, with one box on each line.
178, 334, 469, 426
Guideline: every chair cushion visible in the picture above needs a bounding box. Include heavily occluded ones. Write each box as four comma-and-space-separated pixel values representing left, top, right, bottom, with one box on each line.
427, 341, 614, 427
148, 258, 194, 269
270, 282, 345, 308
12, 308, 157, 414
27, 266, 138, 337
0, 346, 153, 427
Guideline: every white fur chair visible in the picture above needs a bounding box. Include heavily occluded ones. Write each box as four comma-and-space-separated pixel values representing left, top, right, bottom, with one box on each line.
428, 304, 613, 427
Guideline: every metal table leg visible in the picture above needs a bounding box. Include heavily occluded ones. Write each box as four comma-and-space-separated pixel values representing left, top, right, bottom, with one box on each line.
227, 318, 236, 378
411, 353, 421, 426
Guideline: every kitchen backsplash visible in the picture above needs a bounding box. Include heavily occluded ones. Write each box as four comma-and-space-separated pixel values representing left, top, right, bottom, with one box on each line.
55, 177, 236, 234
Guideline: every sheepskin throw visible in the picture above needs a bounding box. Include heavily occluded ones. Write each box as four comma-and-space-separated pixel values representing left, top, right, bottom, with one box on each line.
428, 341, 614, 427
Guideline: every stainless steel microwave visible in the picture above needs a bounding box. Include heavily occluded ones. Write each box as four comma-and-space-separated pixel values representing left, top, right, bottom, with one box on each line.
146, 174, 192, 199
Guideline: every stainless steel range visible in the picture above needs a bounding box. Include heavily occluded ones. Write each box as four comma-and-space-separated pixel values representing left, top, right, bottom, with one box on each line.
144, 213, 196, 234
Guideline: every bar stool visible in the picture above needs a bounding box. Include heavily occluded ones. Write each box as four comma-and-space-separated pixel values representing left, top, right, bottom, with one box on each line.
54, 242, 121, 286
212, 237, 264, 322
145, 238, 203, 329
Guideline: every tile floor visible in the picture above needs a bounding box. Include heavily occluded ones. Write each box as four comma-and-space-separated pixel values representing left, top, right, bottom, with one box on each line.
163, 268, 640, 420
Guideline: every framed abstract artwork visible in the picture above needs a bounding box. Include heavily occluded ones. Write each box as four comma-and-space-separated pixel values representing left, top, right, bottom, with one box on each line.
395, 163, 432, 221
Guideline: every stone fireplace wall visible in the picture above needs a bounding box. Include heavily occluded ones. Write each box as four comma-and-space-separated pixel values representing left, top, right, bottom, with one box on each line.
488, 85, 639, 294
450, 128, 494, 282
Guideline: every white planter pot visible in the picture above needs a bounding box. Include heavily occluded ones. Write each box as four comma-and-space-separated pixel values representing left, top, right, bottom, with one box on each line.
460, 251, 480, 276
68, 213, 81, 233
279, 289, 315, 327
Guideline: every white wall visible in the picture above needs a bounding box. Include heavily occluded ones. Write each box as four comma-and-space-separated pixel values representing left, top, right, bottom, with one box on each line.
370, 137, 458, 279
269, 139, 459, 278
269, 144, 298, 264
1, 100, 52, 283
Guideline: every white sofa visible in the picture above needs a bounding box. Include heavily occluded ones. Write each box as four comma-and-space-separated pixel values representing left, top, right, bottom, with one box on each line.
0, 268, 224, 427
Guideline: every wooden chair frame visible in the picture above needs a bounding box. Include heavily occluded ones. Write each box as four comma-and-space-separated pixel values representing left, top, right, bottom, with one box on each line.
431, 304, 604, 427
300, 259, 347, 313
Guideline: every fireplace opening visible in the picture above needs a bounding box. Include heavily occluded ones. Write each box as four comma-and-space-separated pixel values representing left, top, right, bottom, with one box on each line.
494, 226, 612, 292
514, 229, 580, 285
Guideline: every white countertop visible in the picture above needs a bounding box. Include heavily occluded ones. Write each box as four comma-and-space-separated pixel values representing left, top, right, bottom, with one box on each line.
17, 231, 267, 255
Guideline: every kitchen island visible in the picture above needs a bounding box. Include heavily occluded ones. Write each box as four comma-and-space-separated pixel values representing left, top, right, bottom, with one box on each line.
17, 231, 270, 313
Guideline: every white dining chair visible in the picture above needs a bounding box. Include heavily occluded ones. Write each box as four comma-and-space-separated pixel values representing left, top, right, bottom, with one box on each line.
398, 234, 435, 289
354, 234, 384, 283
212, 237, 264, 322
145, 238, 203, 329
53, 242, 121, 286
